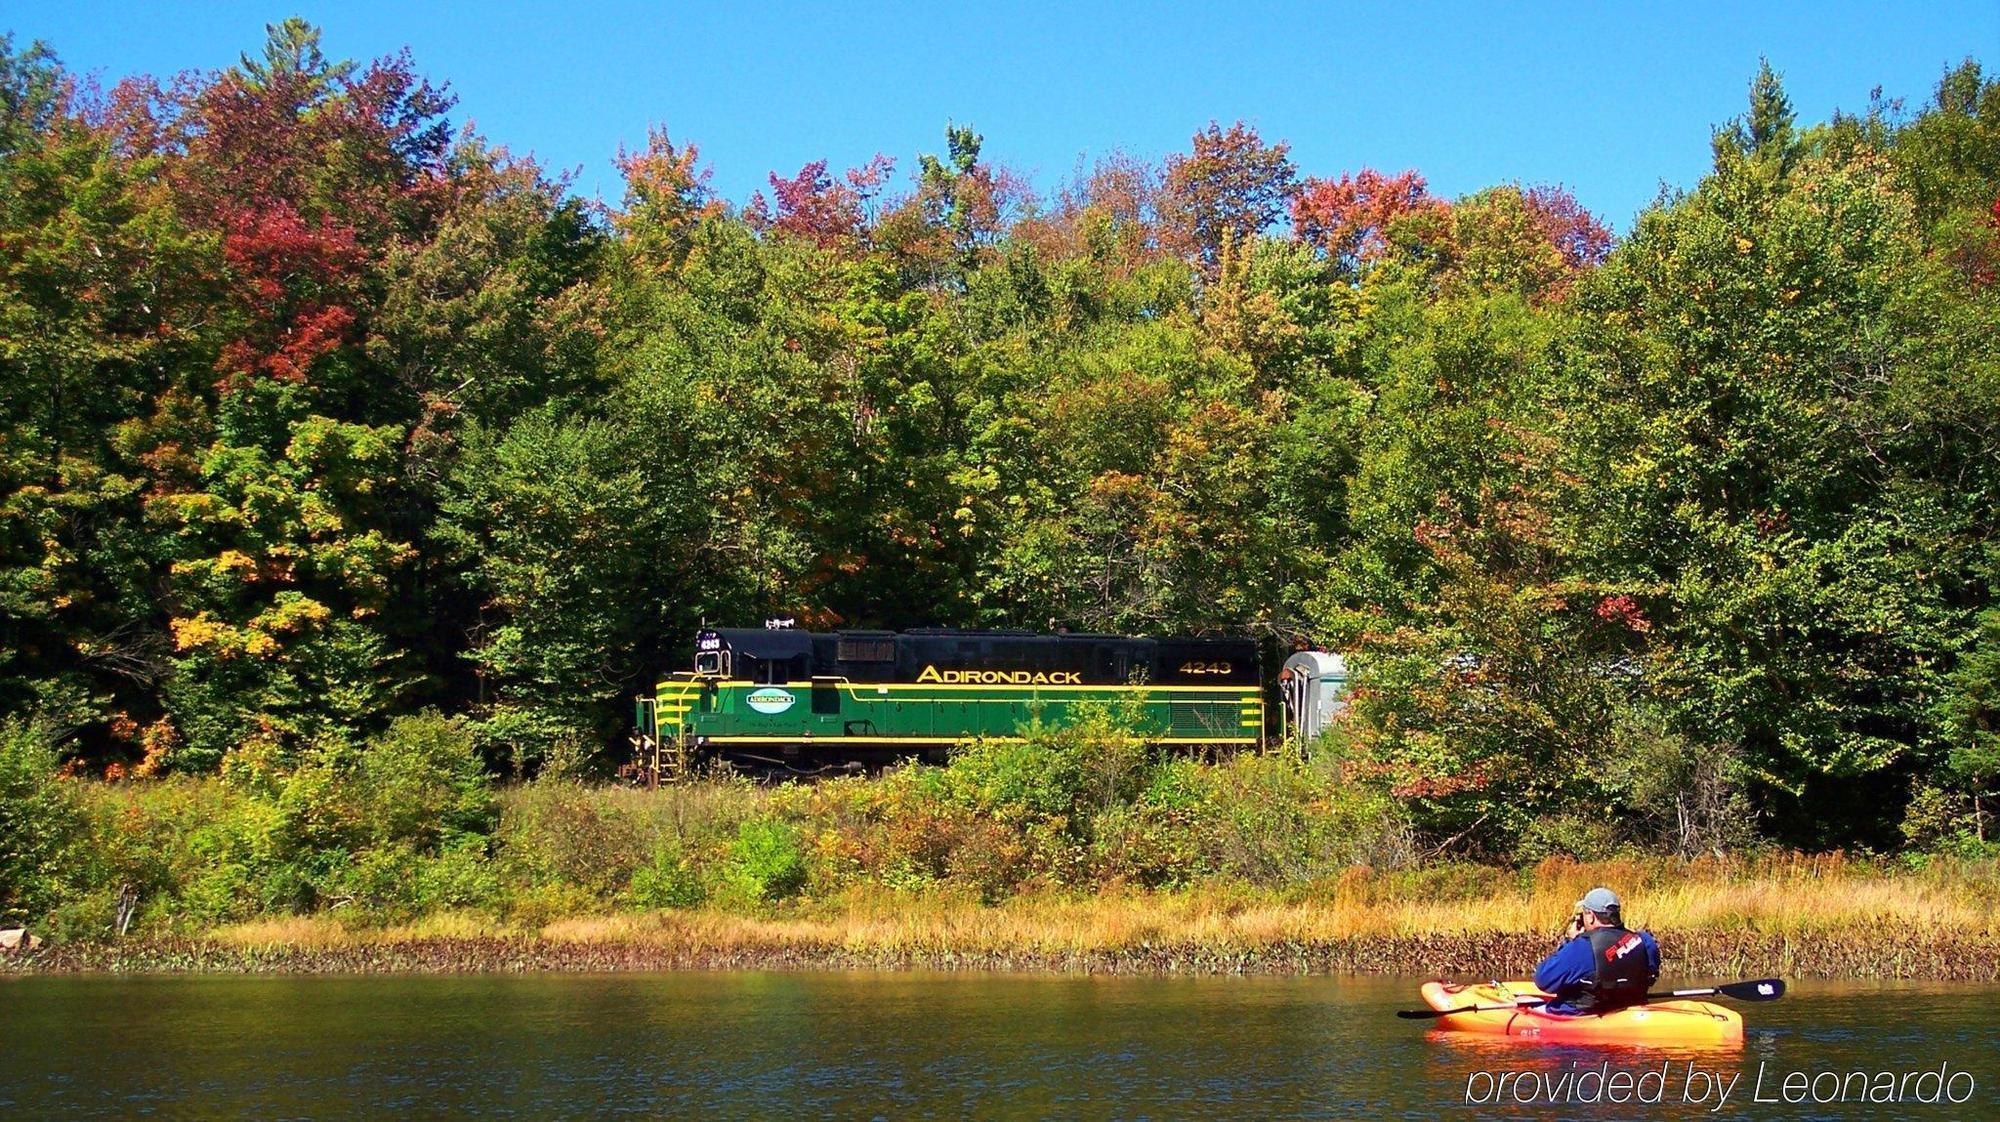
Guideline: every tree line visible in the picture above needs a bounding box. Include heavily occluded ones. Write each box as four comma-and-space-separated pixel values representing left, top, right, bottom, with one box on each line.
2, 21, 1996, 856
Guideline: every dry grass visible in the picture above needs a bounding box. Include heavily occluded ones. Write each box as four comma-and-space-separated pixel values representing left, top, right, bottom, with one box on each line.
208, 915, 354, 949
177, 855, 1997, 972
1320, 855, 1997, 939
523, 860, 1993, 957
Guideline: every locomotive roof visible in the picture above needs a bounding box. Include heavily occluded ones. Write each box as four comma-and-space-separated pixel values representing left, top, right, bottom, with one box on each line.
700, 626, 1251, 654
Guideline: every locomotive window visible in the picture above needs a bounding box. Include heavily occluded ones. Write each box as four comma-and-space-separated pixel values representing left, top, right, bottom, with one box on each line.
695, 651, 724, 675
755, 655, 806, 684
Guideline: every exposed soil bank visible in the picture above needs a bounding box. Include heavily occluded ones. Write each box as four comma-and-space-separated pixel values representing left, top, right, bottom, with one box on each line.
9, 930, 1997, 981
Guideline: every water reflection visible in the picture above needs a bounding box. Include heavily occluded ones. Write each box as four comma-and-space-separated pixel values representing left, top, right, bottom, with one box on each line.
0, 972, 1990, 1119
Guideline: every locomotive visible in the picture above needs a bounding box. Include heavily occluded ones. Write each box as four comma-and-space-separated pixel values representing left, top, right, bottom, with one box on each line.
632, 626, 1291, 771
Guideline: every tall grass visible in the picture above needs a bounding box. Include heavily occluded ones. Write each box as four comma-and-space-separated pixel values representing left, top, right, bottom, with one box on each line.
185, 856, 2000, 971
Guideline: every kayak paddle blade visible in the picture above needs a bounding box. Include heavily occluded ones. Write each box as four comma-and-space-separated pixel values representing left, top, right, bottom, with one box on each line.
1715, 978, 1786, 1002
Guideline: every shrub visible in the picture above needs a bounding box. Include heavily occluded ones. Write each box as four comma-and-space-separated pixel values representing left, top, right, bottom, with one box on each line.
495, 779, 650, 896
504, 879, 600, 927
472, 705, 582, 780
1902, 783, 1998, 858
171, 860, 261, 928
273, 749, 364, 858
1515, 814, 1627, 864
334, 837, 497, 922
725, 818, 806, 902
627, 841, 706, 909
67, 778, 278, 933
934, 705, 1149, 827
412, 837, 504, 913
1599, 717, 1754, 859
937, 736, 1080, 821
359, 713, 495, 848
1088, 802, 1203, 888
0, 720, 83, 924
942, 815, 1036, 901
1165, 751, 1413, 884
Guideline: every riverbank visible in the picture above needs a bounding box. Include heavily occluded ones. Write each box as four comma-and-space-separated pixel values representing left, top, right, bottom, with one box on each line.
17, 929, 2000, 981
12, 723, 1998, 981
11, 870, 1999, 979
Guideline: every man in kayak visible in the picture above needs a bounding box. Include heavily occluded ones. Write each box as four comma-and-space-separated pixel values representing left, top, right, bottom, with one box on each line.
1532, 887, 1659, 1015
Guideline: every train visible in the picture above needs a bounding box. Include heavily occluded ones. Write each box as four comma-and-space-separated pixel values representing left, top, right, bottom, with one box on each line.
631, 625, 1350, 774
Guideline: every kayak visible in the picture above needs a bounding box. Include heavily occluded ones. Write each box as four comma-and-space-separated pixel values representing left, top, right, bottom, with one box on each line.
1420, 980, 1743, 1046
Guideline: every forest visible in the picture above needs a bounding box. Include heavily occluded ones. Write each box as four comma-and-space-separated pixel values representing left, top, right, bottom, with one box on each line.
3, 21, 1999, 938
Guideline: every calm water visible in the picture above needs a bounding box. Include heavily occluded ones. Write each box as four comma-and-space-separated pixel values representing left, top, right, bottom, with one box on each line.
1, 971, 1992, 1119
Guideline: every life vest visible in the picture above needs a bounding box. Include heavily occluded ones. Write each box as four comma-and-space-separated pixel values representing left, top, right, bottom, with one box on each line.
1573, 925, 1654, 1013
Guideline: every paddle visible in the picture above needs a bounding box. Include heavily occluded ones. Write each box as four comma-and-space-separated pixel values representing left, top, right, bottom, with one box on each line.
1396, 978, 1786, 1020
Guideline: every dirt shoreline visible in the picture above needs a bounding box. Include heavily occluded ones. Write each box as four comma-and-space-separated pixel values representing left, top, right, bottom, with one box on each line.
9, 930, 1996, 981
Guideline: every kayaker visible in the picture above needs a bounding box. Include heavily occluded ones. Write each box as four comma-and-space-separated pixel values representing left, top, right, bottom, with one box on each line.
1532, 887, 1659, 1015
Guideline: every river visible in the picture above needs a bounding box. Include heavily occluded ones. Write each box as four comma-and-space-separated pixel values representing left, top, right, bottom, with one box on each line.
1, 972, 1991, 1119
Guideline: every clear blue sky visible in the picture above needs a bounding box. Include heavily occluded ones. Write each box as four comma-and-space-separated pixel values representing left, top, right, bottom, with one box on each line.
10, 2, 1995, 228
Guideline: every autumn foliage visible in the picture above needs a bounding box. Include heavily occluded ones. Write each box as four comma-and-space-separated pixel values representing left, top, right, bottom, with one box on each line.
1291, 168, 1439, 266
2, 25, 1998, 866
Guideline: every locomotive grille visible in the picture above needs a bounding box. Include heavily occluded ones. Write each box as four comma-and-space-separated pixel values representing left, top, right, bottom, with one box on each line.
1170, 701, 1231, 734
837, 638, 896, 662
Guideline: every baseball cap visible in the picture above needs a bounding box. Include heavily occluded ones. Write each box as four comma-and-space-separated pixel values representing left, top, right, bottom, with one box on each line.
1575, 887, 1621, 914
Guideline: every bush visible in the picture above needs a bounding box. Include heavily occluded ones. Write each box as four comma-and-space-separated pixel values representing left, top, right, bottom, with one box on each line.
725, 818, 806, 902
1161, 752, 1412, 884
273, 748, 364, 858
937, 736, 1081, 822
495, 778, 650, 897
1599, 717, 1754, 859
0, 720, 83, 924
359, 713, 495, 848
336, 837, 499, 921
942, 815, 1037, 900
1515, 814, 1627, 864
627, 841, 706, 909
1088, 802, 1203, 888
1902, 783, 1999, 858
934, 705, 1149, 827
67, 778, 279, 934
412, 838, 503, 912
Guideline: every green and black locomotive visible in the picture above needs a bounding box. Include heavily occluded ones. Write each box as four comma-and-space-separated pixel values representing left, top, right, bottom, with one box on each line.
633, 627, 1265, 766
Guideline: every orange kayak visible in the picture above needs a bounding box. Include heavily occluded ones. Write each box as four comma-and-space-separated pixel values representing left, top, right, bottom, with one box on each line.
1421, 980, 1743, 1046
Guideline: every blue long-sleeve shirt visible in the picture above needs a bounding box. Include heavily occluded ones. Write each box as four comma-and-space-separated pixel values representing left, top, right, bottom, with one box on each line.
1533, 929, 1659, 1014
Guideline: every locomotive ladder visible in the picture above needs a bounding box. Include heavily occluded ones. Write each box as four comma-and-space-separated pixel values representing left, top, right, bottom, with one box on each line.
650, 678, 706, 784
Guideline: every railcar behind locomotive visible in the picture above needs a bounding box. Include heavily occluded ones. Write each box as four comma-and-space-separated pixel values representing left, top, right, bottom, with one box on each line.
632, 626, 1272, 768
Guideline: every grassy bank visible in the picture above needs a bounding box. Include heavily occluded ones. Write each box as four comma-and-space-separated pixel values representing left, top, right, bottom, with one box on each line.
7, 714, 1998, 979
13, 860, 2000, 980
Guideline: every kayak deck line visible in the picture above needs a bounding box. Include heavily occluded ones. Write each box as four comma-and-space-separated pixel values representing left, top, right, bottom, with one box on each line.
1420, 980, 1745, 1046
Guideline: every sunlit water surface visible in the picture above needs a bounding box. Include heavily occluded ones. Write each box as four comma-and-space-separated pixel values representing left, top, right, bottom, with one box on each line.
1, 971, 1991, 1119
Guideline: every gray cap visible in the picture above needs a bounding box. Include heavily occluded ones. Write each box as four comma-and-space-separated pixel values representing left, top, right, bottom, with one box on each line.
1575, 887, 1621, 915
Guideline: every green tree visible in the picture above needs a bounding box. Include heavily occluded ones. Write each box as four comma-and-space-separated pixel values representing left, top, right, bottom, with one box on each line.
437, 409, 688, 767
1551, 88, 1997, 843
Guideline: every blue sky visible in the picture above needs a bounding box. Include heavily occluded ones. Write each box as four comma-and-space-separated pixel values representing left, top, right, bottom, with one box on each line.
10, 2, 1995, 228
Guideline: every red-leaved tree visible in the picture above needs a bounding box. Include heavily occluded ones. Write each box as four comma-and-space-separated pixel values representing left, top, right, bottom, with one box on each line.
1157, 121, 1297, 271
747, 154, 895, 248
168, 19, 453, 392
1290, 168, 1441, 268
